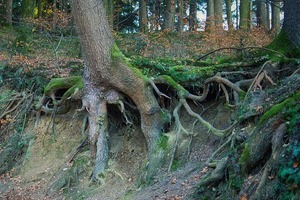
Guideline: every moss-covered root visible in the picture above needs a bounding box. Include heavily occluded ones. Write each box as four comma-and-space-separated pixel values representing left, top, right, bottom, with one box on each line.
197, 157, 228, 187
251, 123, 287, 200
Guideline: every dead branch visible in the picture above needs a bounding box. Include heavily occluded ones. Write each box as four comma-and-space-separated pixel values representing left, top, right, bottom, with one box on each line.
196, 46, 287, 61
149, 77, 171, 99
181, 99, 236, 137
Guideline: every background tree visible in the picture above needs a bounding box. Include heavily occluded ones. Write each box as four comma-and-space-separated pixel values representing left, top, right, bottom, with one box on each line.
271, 0, 281, 32
256, 0, 268, 30
139, 0, 148, 32
225, 0, 233, 30
189, 0, 197, 31
3, 0, 13, 26
206, 0, 215, 29
214, 0, 223, 30
239, 0, 250, 30
163, 0, 175, 31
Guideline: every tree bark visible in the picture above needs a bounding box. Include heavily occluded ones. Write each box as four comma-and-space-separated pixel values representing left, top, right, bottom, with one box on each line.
271, 1, 280, 33
256, 0, 268, 30
189, 0, 197, 31
4, 0, 12, 26
163, 0, 175, 31
239, 0, 250, 30
72, 0, 164, 182
282, 0, 300, 47
214, 0, 223, 30
225, 0, 233, 30
206, 0, 215, 30
139, 0, 148, 32
177, 0, 184, 34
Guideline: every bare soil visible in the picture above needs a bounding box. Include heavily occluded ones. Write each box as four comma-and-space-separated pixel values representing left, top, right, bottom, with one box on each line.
0, 98, 231, 200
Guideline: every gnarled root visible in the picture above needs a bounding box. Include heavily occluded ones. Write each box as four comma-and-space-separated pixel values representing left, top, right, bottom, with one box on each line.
198, 157, 229, 188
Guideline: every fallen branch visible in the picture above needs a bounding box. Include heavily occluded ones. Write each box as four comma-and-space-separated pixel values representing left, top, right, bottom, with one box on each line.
196, 46, 287, 61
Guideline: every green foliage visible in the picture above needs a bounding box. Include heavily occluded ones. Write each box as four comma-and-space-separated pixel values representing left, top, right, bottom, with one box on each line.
157, 134, 169, 151
170, 159, 180, 171
0, 65, 48, 93
0, 133, 35, 174
268, 31, 300, 58
51, 153, 91, 191
283, 103, 300, 133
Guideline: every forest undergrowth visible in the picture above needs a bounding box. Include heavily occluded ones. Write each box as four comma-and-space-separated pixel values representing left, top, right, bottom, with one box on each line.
1, 24, 300, 199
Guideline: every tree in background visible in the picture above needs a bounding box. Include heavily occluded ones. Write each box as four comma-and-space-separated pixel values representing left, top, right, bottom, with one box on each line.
256, 0, 269, 30
214, 0, 223, 30
206, 0, 215, 29
225, 0, 233, 30
162, 0, 175, 31
271, 0, 281, 33
239, 0, 250, 30
139, 0, 147, 32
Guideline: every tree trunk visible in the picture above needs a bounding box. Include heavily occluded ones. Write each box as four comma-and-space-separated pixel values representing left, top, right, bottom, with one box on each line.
214, 0, 223, 30
139, 0, 148, 32
37, 0, 42, 18
189, 0, 197, 31
72, 0, 164, 183
177, 0, 184, 34
4, 0, 13, 26
271, 0, 280, 32
206, 0, 215, 30
239, 0, 250, 30
256, 0, 268, 30
21, 0, 35, 18
282, 0, 300, 47
225, 0, 233, 30
163, 0, 175, 31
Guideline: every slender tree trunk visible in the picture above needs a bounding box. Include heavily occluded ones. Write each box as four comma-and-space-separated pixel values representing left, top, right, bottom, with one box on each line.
177, 0, 184, 34
239, 0, 250, 30
189, 0, 197, 31
52, 0, 57, 30
206, 0, 215, 30
256, 0, 268, 30
37, 0, 42, 18
139, 0, 148, 32
225, 0, 233, 30
214, 0, 223, 30
4, 0, 12, 26
271, 0, 280, 33
21, 0, 35, 18
235, 0, 238, 29
72, 0, 164, 182
163, 0, 175, 31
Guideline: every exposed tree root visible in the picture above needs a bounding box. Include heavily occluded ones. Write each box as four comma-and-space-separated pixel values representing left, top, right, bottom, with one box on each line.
251, 123, 287, 200
198, 157, 229, 187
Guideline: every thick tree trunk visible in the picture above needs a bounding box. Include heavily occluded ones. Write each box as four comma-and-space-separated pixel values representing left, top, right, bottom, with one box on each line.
139, 0, 148, 32
282, 0, 300, 47
72, 0, 164, 182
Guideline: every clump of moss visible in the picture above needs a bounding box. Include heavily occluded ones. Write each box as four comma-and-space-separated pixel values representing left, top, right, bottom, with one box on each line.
157, 134, 169, 151
239, 143, 250, 166
258, 91, 300, 125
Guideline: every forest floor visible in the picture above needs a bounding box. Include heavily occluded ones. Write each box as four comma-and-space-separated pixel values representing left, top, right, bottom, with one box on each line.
2, 26, 299, 200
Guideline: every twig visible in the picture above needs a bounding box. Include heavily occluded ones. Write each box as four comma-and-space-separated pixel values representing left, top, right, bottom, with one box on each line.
196, 46, 287, 61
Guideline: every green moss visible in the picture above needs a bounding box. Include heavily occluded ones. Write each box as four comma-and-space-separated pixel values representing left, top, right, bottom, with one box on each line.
157, 134, 169, 151
267, 31, 300, 58
258, 91, 300, 125
161, 75, 189, 98
171, 159, 180, 171
239, 143, 250, 165
44, 76, 82, 94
